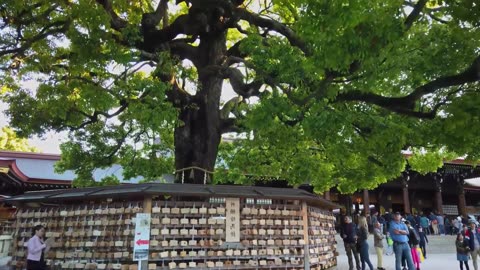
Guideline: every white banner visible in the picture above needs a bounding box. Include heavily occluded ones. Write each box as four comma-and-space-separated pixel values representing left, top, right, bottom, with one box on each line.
225, 198, 240, 242
133, 213, 151, 261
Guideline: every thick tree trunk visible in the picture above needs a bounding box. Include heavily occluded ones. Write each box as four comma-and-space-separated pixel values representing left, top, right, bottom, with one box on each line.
174, 31, 226, 184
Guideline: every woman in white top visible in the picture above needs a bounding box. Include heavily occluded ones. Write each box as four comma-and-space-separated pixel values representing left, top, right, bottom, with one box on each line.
26, 225, 46, 270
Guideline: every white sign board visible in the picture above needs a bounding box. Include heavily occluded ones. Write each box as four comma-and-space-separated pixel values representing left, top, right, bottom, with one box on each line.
133, 213, 151, 261
225, 198, 240, 242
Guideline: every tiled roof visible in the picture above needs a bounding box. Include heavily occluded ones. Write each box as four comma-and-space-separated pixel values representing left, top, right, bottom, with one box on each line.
5, 183, 341, 209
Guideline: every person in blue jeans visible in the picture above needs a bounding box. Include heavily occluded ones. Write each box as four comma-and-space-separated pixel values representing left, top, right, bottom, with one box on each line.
389, 212, 415, 270
358, 216, 374, 270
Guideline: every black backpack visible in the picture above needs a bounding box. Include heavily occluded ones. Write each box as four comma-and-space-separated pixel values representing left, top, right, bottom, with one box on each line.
409, 226, 420, 245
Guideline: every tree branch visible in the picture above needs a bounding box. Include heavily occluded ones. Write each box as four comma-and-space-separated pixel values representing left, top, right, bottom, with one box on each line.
0, 20, 69, 57
165, 76, 192, 109
169, 39, 199, 63
142, 14, 202, 52
156, 0, 169, 28
224, 68, 263, 98
220, 96, 243, 120
95, 0, 128, 31
105, 124, 134, 162
404, 0, 428, 31
235, 8, 311, 56
227, 40, 247, 58
336, 55, 480, 118
405, 55, 480, 100
220, 117, 244, 134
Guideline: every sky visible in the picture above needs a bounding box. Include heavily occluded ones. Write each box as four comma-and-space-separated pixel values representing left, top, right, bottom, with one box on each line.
0, 101, 66, 154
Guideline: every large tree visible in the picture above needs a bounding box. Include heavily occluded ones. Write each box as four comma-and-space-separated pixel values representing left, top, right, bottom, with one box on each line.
0, 0, 479, 191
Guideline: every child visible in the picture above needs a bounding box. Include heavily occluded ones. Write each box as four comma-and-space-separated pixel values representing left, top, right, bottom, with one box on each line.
405, 220, 421, 270
456, 233, 470, 270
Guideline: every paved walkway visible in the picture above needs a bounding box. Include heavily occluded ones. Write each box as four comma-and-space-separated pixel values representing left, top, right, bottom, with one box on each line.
334, 234, 462, 270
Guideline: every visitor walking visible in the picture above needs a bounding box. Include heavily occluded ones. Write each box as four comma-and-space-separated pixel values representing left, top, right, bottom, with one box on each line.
418, 226, 429, 259
389, 212, 415, 270
457, 233, 471, 270
340, 216, 361, 270
420, 214, 430, 235
373, 221, 385, 270
430, 213, 439, 235
446, 216, 452, 235
437, 214, 445, 235
454, 218, 460, 235
358, 216, 374, 270
466, 221, 480, 270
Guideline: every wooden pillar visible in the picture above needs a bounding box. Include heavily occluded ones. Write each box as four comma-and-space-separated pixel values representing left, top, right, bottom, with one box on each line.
435, 178, 444, 215
410, 191, 416, 214
402, 180, 411, 214
363, 190, 370, 216
458, 177, 467, 217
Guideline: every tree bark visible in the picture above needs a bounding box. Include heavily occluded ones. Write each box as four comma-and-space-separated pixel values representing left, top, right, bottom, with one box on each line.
174, 31, 227, 184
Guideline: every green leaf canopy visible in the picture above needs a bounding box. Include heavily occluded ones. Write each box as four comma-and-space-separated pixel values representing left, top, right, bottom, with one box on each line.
0, 0, 479, 191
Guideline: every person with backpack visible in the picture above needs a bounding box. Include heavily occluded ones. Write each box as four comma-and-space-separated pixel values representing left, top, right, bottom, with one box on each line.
405, 220, 421, 270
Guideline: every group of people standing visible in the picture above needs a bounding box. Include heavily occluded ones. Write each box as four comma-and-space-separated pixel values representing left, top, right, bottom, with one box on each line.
340, 215, 378, 270
340, 210, 480, 270
340, 211, 427, 270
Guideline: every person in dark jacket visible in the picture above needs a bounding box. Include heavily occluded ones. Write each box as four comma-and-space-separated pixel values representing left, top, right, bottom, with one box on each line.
340, 216, 361, 270
457, 233, 471, 270
414, 213, 421, 228
384, 212, 393, 228
465, 221, 480, 270
417, 226, 429, 259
